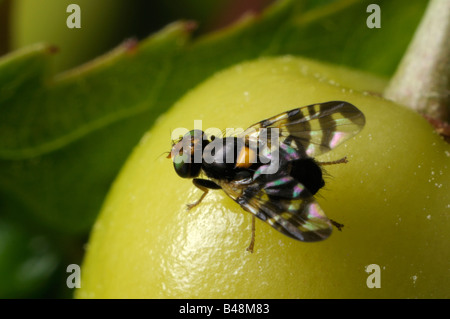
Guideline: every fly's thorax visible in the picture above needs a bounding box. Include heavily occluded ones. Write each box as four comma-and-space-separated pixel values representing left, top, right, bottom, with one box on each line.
201, 135, 281, 180
202, 136, 239, 165
202, 137, 243, 180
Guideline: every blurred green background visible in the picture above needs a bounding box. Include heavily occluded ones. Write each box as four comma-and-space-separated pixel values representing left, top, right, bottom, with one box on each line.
5, 0, 267, 73
0, 0, 428, 298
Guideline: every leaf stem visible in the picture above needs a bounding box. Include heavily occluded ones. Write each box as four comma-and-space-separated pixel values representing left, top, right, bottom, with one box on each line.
384, 0, 450, 122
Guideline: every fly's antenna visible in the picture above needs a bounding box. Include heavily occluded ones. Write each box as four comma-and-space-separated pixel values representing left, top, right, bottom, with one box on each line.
169, 128, 175, 146
157, 151, 171, 160
155, 128, 176, 161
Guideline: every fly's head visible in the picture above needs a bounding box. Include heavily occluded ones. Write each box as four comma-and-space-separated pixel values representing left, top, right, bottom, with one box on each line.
168, 129, 207, 178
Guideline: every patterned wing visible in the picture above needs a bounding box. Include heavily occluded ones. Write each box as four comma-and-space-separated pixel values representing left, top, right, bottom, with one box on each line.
218, 175, 332, 242
239, 101, 365, 158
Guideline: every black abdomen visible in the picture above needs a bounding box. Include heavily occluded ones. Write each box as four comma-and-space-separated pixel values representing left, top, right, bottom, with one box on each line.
290, 158, 324, 195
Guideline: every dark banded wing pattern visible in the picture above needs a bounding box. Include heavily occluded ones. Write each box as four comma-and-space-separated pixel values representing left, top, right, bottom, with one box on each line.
240, 101, 365, 158
245, 195, 332, 242
217, 175, 332, 242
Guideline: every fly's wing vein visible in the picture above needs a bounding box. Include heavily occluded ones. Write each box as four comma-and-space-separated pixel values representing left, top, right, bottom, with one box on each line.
239, 101, 365, 157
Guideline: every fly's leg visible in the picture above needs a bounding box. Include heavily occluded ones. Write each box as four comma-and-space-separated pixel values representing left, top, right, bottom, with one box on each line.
330, 219, 344, 231
187, 178, 221, 211
246, 215, 256, 253
186, 188, 208, 210
318, 156, 348, 166
318, 157, 347, 229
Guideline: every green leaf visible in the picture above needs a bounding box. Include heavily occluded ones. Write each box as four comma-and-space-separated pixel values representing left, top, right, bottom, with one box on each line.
0, 22, 191, 232
0, 0, 427, 233
280, 0, 429, 76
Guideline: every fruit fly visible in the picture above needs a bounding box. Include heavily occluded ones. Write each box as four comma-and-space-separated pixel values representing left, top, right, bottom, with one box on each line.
168, 101, 365, 252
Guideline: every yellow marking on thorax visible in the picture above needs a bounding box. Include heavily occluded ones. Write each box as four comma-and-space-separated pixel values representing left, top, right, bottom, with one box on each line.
235, 146, 257, 168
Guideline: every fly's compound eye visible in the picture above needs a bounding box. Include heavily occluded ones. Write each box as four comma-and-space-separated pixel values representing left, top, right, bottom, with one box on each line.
170, 130, 206, 178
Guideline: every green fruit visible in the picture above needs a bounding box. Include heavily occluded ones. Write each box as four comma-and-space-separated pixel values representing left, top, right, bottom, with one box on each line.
77, 56, 450, 298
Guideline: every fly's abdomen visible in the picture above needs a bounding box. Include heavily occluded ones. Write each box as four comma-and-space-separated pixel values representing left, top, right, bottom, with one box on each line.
289, 158, 324, 195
